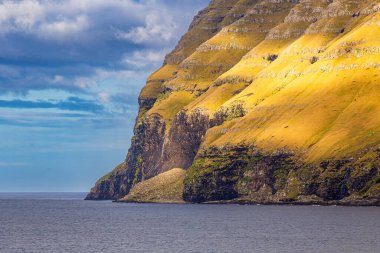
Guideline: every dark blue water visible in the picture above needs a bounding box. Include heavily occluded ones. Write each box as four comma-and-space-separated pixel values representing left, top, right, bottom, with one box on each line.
0, 193, 379, 253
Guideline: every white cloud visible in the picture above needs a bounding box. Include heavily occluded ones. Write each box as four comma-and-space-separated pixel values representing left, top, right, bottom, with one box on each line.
39, 15, 89, 40
97, 92, 109, 103
73, 68, 150, 90
0, 0, 45, 33
122, 49, 167, 68
0, 0, 144, 40
0, 0, 89, 39
0, 0, 206, 44
115, 11, 177, 44
74, 76, 95, 89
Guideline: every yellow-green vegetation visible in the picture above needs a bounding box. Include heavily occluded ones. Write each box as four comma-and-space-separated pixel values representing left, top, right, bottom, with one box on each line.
148, 91, 195, 122
120, 168, 186, 203
164, 0, 299, 93
190, 0, 380, 163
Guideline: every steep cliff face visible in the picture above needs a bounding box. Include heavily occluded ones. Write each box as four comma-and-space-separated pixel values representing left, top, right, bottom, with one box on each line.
87, 0, 380, 205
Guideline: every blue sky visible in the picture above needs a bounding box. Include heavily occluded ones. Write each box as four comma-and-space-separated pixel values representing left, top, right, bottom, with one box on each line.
0, 0, 209, 192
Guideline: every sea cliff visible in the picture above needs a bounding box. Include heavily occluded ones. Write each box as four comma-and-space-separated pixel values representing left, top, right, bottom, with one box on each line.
87, 0, 380, 206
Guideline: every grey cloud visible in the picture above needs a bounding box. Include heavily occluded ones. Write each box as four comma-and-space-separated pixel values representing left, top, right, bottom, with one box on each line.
0, 0, 208, 94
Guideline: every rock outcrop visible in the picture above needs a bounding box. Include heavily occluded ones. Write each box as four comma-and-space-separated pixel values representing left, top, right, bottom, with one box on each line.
87, 0, 380, 205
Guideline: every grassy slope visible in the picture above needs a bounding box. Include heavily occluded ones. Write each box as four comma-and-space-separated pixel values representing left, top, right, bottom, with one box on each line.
120, 168, 186, 203
139, 0, 241, 104
185, 0, 332, 109
148, 0, 299, 125
197, 0, 380, 163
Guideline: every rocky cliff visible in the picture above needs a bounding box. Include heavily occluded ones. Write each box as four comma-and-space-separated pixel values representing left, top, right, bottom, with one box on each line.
87, 0, 380, 205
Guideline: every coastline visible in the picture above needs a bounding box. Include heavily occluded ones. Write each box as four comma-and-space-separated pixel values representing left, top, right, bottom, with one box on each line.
110, 197, 380, 207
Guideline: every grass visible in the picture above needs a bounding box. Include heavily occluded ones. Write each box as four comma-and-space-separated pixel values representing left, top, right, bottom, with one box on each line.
148, 91, 195, 122
120, 168, 186, 203
191, 1, 380, 163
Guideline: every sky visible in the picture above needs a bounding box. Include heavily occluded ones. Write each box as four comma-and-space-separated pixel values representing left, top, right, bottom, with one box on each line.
0, 0, 209, 192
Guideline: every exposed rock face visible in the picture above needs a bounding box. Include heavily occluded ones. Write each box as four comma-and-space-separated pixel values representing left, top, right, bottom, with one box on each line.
86, 114, 166, 200
184, 145, 380, 205
183, 145, 296, 203
87, 0, 380, 205
86, 163, 127, 200
159, 109, 210, 172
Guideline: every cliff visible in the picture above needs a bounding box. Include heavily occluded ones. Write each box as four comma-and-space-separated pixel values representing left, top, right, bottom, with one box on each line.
87, 0, 380, 206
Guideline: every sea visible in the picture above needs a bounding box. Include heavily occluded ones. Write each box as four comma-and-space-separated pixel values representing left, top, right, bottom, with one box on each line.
0, 193, 379, 253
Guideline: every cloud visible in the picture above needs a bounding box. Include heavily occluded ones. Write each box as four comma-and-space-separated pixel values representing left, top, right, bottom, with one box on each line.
71, 68, 150, 91
0, 0, 205, 43
39, 15, 89, 40
0, 0, 44, 34
0, 105, 132, 129
97, 92, 109, 103
0, 97, 105, 113
0, 162, 28, 168
122, 49, 168, 68
0, 0, 208, 95
0, 0, 141, 38
115, 11, 176, 44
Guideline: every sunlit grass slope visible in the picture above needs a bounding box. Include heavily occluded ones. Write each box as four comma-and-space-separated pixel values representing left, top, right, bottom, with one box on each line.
139, 0, 241, 105
202, 0, 380, 162
149, 0, 301, 126
186, 0, 333, 113
145, 0, 380, 163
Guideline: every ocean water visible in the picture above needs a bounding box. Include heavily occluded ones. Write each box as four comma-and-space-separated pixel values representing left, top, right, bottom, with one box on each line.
0, 193, 379, 253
